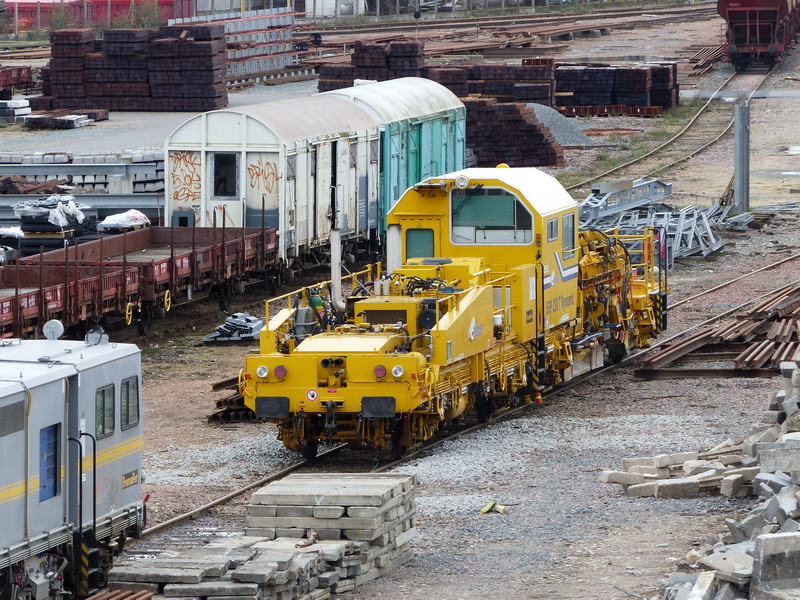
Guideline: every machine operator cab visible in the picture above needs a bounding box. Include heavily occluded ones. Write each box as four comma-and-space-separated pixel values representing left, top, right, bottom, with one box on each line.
385, 165, 579, 333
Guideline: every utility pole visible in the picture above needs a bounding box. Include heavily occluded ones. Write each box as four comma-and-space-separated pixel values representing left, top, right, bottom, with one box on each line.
733, 100, 750, 213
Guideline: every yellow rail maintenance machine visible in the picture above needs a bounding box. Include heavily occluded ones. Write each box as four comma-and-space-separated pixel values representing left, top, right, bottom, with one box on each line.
241, 166, 667, 458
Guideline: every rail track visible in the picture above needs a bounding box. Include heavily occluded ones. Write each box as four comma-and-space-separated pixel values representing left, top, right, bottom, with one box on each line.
565, 68, 772, 195
129, 257, 800, 556
300, 3, 717, 37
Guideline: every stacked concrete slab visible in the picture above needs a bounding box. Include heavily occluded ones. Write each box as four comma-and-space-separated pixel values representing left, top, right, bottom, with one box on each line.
108, 474, 416, 600
245, 473, 416, 592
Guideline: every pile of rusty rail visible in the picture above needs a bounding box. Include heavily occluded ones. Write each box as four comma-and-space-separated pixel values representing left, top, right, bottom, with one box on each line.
689, 46, 723, 77
636, 283, 800, 379
207, 375, 258, 423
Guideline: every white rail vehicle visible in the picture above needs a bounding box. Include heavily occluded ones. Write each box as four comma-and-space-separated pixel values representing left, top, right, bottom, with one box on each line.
164, 78, 466, 261
0, 324, 144, 600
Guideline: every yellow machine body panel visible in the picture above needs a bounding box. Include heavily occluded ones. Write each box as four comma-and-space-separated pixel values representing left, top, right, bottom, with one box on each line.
241, 167, 666, 457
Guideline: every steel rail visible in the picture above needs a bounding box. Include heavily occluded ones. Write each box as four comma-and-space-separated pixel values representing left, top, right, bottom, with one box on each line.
565, 72, 740, 192
376, 276, 800, 471
138, 444, 346, 538
640, 71, 772, 180
301, 3, 716, 36
669, 251, 800, 310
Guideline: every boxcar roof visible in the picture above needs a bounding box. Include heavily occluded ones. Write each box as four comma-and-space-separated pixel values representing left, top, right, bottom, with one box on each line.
323, 77, 465, 123
0, 338, 139, 396
173, 94, 382, 145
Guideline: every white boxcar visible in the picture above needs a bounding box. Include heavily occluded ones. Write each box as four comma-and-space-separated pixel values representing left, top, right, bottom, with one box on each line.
165, 93, 382, 261
164, 78, 466, 261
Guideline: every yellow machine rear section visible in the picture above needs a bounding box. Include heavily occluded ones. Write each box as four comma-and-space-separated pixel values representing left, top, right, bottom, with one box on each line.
242, 166, 667, 458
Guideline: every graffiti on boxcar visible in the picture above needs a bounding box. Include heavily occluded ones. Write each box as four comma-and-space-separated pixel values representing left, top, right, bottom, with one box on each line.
170, 151, 202, 207
247, 158, 278, 193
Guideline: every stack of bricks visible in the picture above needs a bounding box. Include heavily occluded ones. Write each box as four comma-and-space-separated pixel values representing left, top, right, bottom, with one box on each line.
351, 40, 391, 81
106, 473, 417, 600
317, 64, 356, 92
554, 63, 679, 112
462, 97, 563, 167
424, 67, 469, 98
613, 65, 652, 108
647, 62, 679, 109
386, 41, 425, 77
44, 29, 95, 111
149, 23, 227, 111
33, 26, 227, 112
83, 29, 153, 111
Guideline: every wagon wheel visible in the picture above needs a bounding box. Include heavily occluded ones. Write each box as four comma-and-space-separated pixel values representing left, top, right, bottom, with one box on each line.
125, 302, 134, 326
138, 305, 154, 336
163, 290, 172, 312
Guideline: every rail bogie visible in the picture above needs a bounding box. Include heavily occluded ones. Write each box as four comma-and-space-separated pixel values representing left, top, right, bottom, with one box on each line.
0, 327, 144, 600
242, 167, 667, 456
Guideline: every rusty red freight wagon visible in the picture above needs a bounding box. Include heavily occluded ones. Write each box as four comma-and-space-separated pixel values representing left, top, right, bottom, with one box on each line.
0, 263, 139, 338
16, 225, 278, 335
718, 0, 800, 67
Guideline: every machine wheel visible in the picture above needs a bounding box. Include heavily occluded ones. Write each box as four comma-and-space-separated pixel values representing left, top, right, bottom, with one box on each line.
476, 397, 493, 424
301, 440, 319, 461
607, 343, 627, 364
390, 419, 406, 460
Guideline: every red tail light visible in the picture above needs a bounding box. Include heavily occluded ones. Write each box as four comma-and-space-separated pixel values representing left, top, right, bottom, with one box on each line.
374, 365, 387, 378
274, 365, 288, 378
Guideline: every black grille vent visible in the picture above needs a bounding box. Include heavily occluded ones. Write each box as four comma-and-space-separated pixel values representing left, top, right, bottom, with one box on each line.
363, 309, 407, 325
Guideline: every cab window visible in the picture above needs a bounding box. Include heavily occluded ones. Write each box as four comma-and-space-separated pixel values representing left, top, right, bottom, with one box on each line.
95, 385, 114, 439
406, 228, 434, 258
451, 187, 532, 244
562, 213, 575, 259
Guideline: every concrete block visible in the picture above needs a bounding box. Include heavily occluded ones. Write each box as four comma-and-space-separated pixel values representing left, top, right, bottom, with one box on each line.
312, 506, 345, 519
725, 518, 748, 544
629, 465, 670, 478
108, 582, 161, 593
780, 362, 798, 379
275, 506, 314, 518
275, 528, 306, 538
231, 559, 277, 584
163, 582, 259, 597
721, 474, 744, 498
108, 567, 206, 584
655, 478, 700, 499
654, 452, 699, 468
622, 456, 656, 470
698, 549, 753, 585
781, 519, 800, 533
710, 582, 737, 600
745, 425, 783, 457
245, 505, 277, 517
752, 532, 800, 596
741, 513, 768, 538
330, 579, 355, 593
684, 460, 723, 476
686, 570, 716, 600
756, 472, 795, 495
599, 470, 645, 485
724, 466, 761, 481
243, 528, 276, 539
